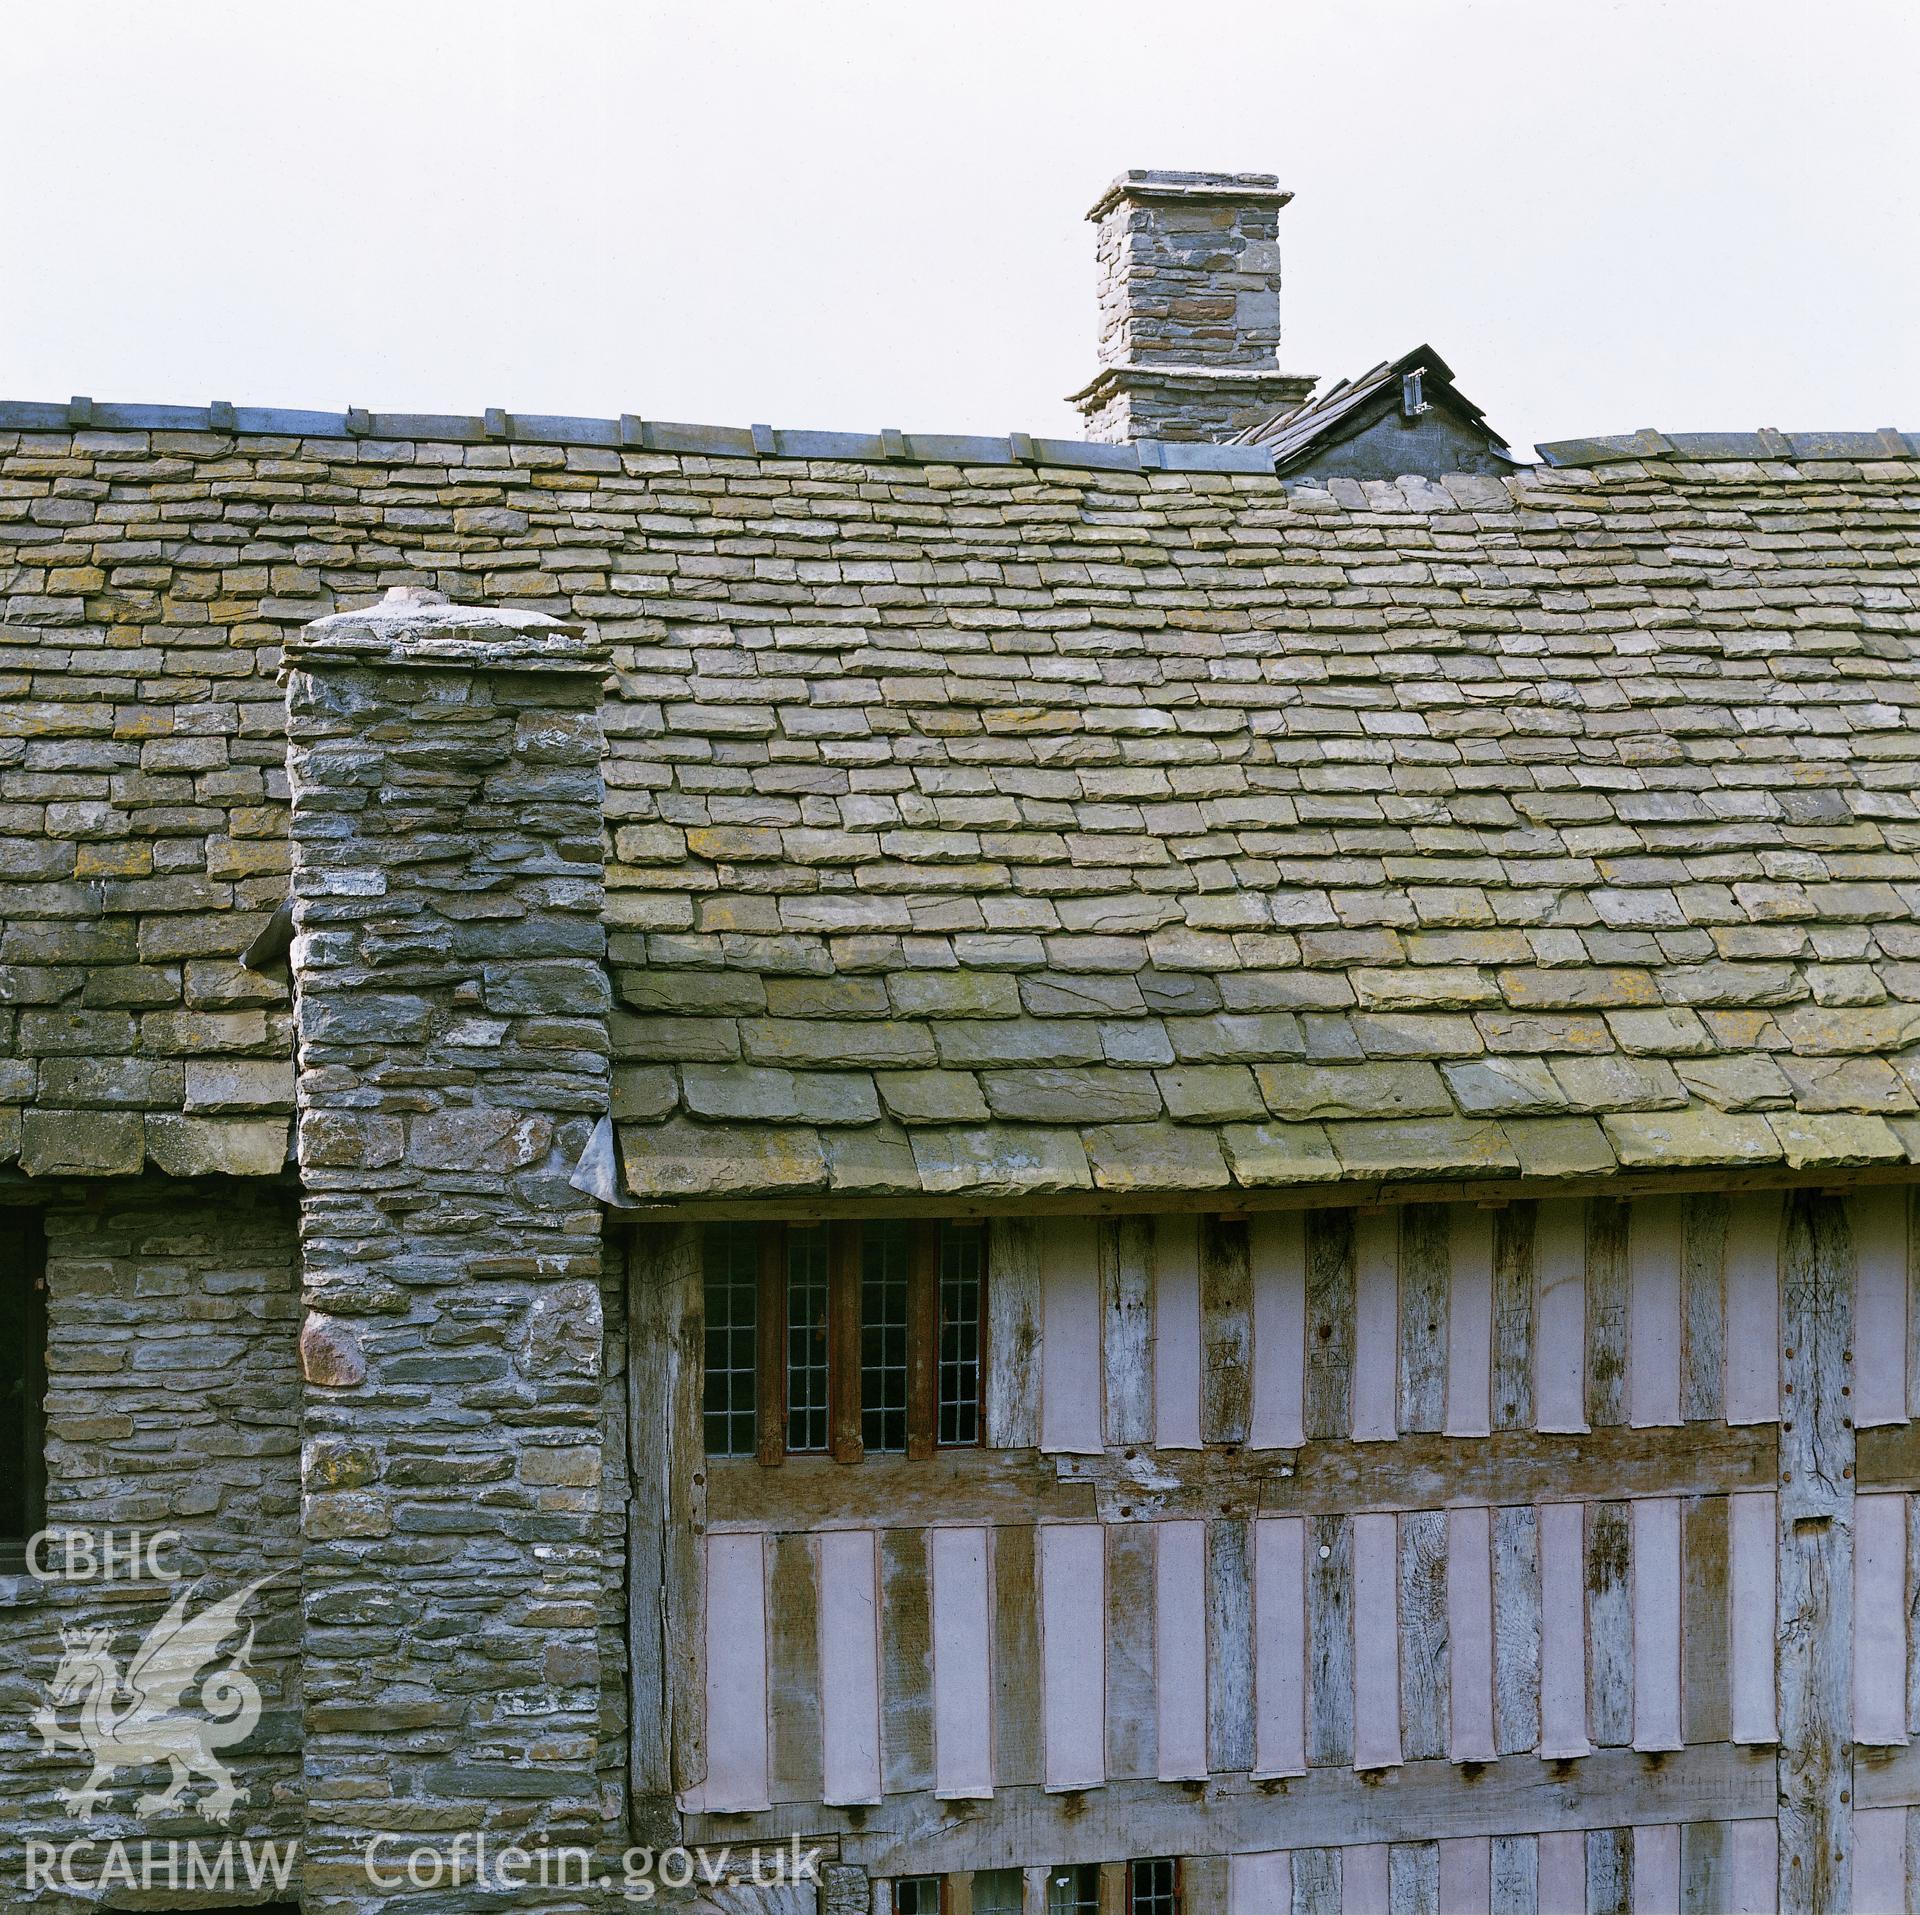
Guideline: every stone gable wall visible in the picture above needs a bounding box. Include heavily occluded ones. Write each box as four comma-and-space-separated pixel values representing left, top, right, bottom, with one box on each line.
0, 1179, 303, 1908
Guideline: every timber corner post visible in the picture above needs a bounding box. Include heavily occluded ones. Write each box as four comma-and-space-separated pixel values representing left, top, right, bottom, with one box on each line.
1778, 1191, 1856, 1915
283, 588, 615, 1911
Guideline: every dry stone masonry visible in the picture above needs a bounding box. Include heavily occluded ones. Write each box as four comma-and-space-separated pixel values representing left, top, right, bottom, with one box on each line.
0, 1181, 302, 1913
1071, 169, 1316, 443
284, 589, 612, 1911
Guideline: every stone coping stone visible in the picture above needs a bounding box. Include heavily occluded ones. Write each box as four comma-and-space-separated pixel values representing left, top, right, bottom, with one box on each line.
285, 586, 608, 673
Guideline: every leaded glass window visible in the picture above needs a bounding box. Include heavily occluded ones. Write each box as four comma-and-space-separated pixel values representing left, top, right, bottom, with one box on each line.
701, 1223, 758, 1457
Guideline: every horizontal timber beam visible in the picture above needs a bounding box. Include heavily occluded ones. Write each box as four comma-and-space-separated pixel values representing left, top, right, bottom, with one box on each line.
707, 1451, 1095, 1532
1855, 1421, 1920, 1489
1061, 1423, 1778, 1522
1855, 1743, 1920, 1810
705, 1425, 1776, 1531
686, 1742, 1774, 1872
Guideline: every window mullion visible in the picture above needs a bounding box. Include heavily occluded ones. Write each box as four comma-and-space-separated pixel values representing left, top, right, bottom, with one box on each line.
907, 1220, 938, 1459
755, 1223, 786, 1467
828, 1220, 863, 1464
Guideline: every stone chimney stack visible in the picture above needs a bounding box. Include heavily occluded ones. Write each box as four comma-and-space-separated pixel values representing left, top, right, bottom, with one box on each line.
1070, 169, 1315, 444
284, 587, 613, 1905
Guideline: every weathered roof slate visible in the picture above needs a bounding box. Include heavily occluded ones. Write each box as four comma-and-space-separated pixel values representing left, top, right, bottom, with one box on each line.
601, 448, 1920, 1203
2, 417, 1919, 1201
1536, 426, 1919, 466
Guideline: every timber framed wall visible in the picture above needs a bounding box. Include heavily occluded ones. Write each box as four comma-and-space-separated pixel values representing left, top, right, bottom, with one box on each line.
631, 1186, 1920, 1912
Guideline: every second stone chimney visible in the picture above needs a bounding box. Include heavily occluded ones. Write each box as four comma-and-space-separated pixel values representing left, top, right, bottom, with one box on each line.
1069, 169, 1316, 444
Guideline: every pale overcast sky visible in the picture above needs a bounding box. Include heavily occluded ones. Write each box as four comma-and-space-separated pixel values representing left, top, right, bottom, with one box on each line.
5, 1, 1915, 458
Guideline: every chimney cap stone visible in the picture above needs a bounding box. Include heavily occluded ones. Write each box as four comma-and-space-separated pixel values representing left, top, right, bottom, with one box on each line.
1087, 169, 1294, 222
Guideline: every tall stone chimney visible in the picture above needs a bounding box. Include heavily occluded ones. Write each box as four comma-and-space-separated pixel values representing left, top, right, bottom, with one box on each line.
1069, 169, 1315, 444
284, 588, 613, 1909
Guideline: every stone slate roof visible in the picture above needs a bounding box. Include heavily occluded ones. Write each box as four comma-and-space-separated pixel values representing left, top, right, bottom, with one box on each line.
1234, 345, 1516, 475
2, 412, 1919, 1203
605, 449, 1920, 1205
1536, 427, 1920, 467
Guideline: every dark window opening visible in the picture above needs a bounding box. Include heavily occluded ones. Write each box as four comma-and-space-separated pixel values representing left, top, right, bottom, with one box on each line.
894, 1877, 944, 1915
0, 1216, 47, 1570
861, 1220, 910, 1454
701, 1223, 758, 1458
1047, 1865, 1100, 1914
971, 1871, 1022, 1915
785, 1225, 831, 1454
1130, 1858, 1180, 1915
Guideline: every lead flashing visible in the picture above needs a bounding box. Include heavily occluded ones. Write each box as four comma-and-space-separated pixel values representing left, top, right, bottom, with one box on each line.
0, 395, 1286, 474
10, 394, 1906, 475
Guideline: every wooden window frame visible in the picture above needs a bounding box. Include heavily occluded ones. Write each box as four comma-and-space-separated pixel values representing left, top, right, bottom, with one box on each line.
700, 1224, 762, 1460
0, 1214, 47, 1573
892, 1874, 948, 1915
828, 1220, 864, 1462
934, 1219, 987, 1450
1124, 1857, 1182, 1915
1045, 1864, 1102, 1915
966, 1867, 1025, 1915
709, 1220, 986, 1467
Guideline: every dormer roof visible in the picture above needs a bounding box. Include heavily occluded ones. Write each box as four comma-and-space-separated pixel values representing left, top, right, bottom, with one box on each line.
1238, 344, 1521, 480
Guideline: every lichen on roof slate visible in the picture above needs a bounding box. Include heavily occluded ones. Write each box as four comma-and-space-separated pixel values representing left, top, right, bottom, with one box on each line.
598, 450, 1920, 1201
2, 419, 1919, 1200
